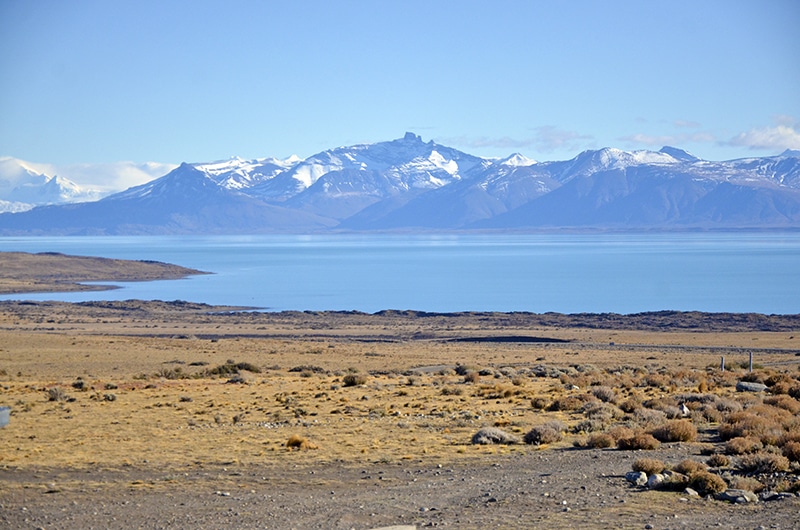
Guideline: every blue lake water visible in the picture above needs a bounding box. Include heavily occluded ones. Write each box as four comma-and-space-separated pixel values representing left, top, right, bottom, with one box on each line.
1, 233, 799, 314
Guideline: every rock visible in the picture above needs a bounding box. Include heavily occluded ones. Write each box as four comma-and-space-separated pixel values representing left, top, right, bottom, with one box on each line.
683, 487, 700, 497
735, 381, 767, 392
625, 471, 647, 486
369, 526, 417, 530
716, 489, 758, 503
760, 491, 795, 501
646, 473, 666, 490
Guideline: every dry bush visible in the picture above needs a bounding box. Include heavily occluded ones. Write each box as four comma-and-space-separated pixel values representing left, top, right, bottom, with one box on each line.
689, 471, 727, 495
643, 373, 670, 388
788, 385, 800, 400
342, 374, 368, 387
715, 397, 743, 414
573, 419, 609, 434
719, 412, 785, 444
591, 386, 617, 403
581, 401, 622, 421
643, 396, 678, 411
673, 459, 707, 475
780, 441, 800, 462
463, 371, 480, 384
286, 434, 318, 450
696, 404, 723, 424
649, 420, 697, 443
524, 420, 567, 445
617, 432, 661, 451
730, 476, 766, 493
586, 432, 615, 448
738, 453, 790, 473
764, 395, 800, 414
530, 397, 549, 410
632, 458, 666, 475
440, 386, 463, 396
547, 394, 591, 412
706, 454, 731, 468
471, 427, 519, 445
725, 436, 763, 455
632, 408, 668, 428
618, 397, 641, 413
605, 425, 635, 442
47, 387, 69, 402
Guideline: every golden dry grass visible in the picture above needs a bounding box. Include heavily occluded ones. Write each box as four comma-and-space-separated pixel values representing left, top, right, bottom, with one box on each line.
1, 300, 798, 472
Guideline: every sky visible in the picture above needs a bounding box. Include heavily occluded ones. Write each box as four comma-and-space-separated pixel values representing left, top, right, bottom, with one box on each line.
1, 0, 798, 189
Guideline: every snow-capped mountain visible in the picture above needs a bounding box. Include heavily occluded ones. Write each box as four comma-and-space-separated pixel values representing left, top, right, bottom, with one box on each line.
1, 135, 799, 234
0, 157, 102, 212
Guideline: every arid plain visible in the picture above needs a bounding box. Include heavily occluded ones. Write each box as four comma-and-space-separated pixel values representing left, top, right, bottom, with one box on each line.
1, 253, 799, 529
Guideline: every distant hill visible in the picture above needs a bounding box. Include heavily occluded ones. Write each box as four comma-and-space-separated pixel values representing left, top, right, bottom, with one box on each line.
1, 135, 799, 234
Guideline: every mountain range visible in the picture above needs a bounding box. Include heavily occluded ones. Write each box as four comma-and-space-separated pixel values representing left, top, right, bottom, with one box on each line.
1, 132, 799, 234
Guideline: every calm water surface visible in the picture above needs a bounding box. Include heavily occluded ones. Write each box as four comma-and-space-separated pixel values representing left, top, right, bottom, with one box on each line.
0, 233, 798, 314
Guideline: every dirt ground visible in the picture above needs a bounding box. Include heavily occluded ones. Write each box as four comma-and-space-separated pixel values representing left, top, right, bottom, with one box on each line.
1, 299, 799, 529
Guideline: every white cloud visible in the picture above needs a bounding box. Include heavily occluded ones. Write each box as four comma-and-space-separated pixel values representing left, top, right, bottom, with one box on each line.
619, 132, 715, 148
727, 124, 800, 152
0, 158, 176, 193
438, 126, 594, 154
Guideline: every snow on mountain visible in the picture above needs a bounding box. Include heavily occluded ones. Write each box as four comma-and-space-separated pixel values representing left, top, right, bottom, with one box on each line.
0, 157, 102, 211
250, 132, 488, 202
498, 153, 537, 167
3, 136, 800, 233
195, 156, 301, 190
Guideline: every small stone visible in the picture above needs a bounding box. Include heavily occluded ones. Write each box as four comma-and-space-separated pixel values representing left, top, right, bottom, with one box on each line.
736, 381, 767, 393
684, 487, 700, 497
715, 489, 758, 503
625, 471, 647, 487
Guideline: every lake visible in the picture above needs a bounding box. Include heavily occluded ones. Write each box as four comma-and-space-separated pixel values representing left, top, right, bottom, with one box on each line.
1, 233, 799, 314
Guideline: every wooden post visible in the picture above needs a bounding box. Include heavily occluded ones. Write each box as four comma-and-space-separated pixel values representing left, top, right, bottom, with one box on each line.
749, 351, 753, 372
721, 356, 725, 372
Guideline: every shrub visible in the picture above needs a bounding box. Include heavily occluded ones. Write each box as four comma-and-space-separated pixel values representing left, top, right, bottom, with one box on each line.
618, 398, 641, 413
715, 397, 742, 414
782, 441, 800, 462
524, 421, 566, 445
718, 412, 784, 444
729, 476, 765, 493
617, 432, 660, 450
689, 471, 727, 495
342, 374, 368, 387
591, 386, 617, 403
47, 387, 68, 402
286, 434, 318, 450
738, 453, 790, 473
573, 419, 608, 434
471, 427, 519, 445
586, 432, 615, 448
463, 371, 480, 384
530, 397, 549, 410
632, 458, 666, 475
605, 425, 635, 442
707, 454, 731, 468
632, 408, 667, 428
649, 420, 697, 443
673, 459, 706, 475
547, 394, 590, 412
724, 436, 763, 455
764, 395, 800, 414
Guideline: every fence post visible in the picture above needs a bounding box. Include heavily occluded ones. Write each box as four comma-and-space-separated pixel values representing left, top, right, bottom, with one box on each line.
720, 356, 725, 372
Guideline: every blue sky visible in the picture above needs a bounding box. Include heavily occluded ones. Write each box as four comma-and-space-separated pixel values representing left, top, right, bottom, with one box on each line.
1, 0, 798, 170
